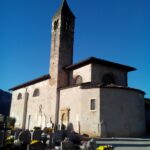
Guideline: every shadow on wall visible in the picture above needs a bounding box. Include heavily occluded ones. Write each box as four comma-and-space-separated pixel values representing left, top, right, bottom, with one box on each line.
145, 99, 150, 134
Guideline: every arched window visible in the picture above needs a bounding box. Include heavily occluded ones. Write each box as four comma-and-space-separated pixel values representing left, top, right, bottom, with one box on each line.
17, 93, 22, 100
33, 88, 40, 97
102, 73, 115, 85
75, 75, 83, 85
54, 19, 59, 31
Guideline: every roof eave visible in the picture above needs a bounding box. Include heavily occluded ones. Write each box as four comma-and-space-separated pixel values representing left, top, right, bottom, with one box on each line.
9, 74, 50, 91
65, 57, 136, 72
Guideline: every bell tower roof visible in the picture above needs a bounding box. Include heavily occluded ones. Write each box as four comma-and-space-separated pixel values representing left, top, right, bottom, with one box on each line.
53, 0, 75, 19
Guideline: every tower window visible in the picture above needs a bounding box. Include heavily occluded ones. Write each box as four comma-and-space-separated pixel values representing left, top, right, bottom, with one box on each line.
75, 75, 83, 85
54, 20, 59, 31
17, 93, 22, 100
65, 20, 71, 31
102, 73, 115, 85
90, 99, 96, 110
33, 88, 40, 97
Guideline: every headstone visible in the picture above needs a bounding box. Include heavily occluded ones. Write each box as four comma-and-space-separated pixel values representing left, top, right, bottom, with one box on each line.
61, 139, 73, 150
86, 139, 97, 150
79, 142, 87, 150
32, 129, 42, 141
19, 130, 31, 144
14, 129, 22, 140
47, 131, 53, 148
41, 131, 48, 147
67, 131, 81, 145
53, 130, 63, 146
14, 130, 22, 146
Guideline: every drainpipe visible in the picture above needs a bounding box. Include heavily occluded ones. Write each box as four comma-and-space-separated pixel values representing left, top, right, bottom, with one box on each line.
22, 88, 29, 130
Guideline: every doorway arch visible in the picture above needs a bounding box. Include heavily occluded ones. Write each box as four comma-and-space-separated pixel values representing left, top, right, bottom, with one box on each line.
60, 108, 70, 127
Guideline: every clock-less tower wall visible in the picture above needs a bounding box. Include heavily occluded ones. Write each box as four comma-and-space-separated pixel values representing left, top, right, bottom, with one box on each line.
49, 0, 75, 88
49, 0, 75, 124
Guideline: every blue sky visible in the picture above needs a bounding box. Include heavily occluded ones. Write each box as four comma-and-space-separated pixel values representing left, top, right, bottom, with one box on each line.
0, 0, 150, 98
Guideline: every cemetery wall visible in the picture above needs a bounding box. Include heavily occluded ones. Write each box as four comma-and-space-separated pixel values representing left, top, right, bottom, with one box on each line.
100, 87, 146, 137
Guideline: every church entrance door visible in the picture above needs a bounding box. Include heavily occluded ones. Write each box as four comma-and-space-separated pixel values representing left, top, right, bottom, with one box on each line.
60, 108, 70, 127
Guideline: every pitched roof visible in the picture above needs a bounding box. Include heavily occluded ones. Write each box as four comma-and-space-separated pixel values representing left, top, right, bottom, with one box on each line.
80, 82, 145, 95
65, 57, 136, 72
9, 74, 50, 91
9, 57, 136, 91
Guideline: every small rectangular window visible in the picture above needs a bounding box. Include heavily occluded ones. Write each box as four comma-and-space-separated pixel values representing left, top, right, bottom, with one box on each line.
90, 99, 96, 110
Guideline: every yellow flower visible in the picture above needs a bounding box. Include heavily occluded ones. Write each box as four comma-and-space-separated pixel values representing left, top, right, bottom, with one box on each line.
30, 140, 40, 145
97, 145, 111, 150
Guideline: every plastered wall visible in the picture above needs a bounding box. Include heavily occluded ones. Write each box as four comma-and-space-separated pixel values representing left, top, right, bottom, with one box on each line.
100, 87, 146, 137
92, 63, 127, 86
10, 79, 56, 130
59, 86, 100, 136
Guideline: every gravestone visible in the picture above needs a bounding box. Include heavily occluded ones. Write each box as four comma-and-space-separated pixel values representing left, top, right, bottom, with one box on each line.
29, 129, 44, 150
32, 129, 42, 141
14, 129, 22, 140
61, 140, 73, 150
53, 130, 63, 146
47, 131, 53, 148
86, 139, 97, 150
67, 131, 81, 145
19, 130, 31, 144
14, 130, 22, 147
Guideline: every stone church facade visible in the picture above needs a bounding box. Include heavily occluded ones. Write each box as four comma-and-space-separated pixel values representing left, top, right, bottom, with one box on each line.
10, 0, 146, 137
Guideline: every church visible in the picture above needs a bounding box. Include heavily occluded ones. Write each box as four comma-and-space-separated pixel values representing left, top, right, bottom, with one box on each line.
10, 0, 146, 137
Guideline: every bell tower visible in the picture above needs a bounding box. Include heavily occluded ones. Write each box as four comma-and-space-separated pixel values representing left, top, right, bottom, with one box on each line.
49, 0, 75, 124
49, 0, 75, 88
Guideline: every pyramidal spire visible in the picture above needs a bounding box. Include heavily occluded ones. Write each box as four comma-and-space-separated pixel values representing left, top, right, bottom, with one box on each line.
60, 0, 69, 10
62, 0, 67, 4
53, 0, 75, 19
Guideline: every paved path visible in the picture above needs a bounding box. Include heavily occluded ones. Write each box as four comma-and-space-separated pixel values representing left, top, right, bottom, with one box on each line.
96, 138, 150, 150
